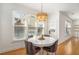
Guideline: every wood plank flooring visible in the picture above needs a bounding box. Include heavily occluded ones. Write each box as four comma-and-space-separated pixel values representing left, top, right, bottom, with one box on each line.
1, 37, 79, 55
56, 37, 79, 55
0, 48, 26, 55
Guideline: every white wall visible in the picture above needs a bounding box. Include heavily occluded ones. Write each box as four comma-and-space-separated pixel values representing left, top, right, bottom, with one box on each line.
73, 20, 79, 25
48, 11, 73, 44
0, 4, 2, 51
59, 12, 74, 44
0, 3, 37, 53
73, 20, 79, 37
48, 11, 59, 39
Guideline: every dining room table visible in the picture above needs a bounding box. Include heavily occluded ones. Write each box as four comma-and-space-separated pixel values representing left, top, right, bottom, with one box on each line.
27, 35, 58, 55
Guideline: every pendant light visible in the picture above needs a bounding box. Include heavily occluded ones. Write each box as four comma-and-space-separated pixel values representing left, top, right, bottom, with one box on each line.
36, 3, 48, 21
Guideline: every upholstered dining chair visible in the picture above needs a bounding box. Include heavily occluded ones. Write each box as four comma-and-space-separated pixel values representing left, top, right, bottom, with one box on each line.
43, 40, 58, 55
32, 45, 41, 54
24, 41, 33, 55
24, 41, 41, 55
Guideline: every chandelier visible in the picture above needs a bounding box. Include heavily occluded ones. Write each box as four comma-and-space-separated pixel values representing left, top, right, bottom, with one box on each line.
36, 3, 48, 21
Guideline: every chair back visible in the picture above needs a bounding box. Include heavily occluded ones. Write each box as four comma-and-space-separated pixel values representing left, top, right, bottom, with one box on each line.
43, 40, 58, 54
25, 41, 41, 55
25, 41, 34, 55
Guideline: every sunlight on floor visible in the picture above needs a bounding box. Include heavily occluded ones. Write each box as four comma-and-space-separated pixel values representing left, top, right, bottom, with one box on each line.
65, 41, 72, 54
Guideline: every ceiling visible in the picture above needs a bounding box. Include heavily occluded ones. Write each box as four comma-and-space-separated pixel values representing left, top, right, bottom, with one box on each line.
22, 3, 79, 20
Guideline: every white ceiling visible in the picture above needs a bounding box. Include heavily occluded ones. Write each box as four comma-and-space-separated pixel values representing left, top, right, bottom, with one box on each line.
21, 3, 79, 20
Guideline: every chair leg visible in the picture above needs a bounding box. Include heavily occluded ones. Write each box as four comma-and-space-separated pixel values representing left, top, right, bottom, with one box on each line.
26, 49, 27, 55
52, 52, 56, 55
47, 51, 49, 55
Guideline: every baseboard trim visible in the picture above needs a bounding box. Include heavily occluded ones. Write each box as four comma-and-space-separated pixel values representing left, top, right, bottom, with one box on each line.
59, 36, 74, 45
0, 48, 25, 55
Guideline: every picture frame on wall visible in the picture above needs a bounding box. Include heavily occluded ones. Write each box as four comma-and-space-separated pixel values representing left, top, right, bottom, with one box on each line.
65, 21, 71, 36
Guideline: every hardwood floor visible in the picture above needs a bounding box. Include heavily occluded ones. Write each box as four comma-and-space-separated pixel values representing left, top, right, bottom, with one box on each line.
1, 37, 79, 55
56, 37, 79, 55
0, 48, 26, 55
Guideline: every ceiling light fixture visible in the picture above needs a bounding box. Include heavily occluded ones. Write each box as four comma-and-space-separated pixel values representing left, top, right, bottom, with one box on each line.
36, 3, 48, 21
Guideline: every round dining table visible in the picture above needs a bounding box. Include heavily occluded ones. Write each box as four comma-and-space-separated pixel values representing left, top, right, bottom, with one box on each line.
27, 36, 58, 55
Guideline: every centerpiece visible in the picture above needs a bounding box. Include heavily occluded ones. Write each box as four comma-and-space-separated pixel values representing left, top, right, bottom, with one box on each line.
38, 34, 45, 40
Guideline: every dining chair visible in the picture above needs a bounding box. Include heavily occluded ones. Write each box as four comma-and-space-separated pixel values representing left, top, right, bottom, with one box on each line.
43, 40, 58, 55
32, 45, 41, 55
24, 41, 41, 55
25, 35, 33, 54
24, 41, 34, 55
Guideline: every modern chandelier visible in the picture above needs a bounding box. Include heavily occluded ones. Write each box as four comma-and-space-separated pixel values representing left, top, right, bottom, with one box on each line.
36, 3, 48, 21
